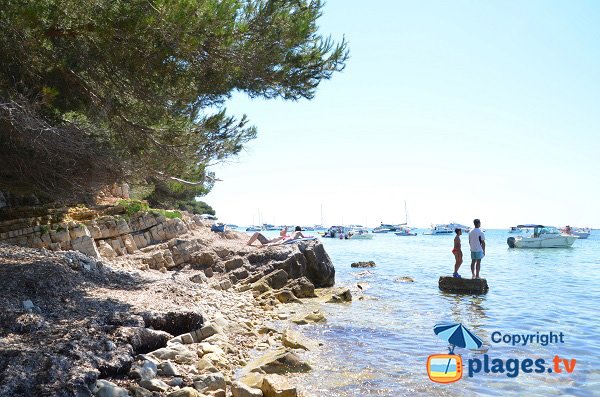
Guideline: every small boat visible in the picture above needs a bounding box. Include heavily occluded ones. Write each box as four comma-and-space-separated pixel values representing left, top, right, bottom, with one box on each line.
507, 224, 578, 248
373, 223, 406, 233
508, 226, 522, 233
245, 225, 261, 232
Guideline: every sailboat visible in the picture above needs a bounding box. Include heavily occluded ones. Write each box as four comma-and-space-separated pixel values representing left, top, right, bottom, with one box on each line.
395, 201, 417, 236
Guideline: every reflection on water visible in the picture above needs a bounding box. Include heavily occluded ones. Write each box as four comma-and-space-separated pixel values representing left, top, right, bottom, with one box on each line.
286, 230, 600, 397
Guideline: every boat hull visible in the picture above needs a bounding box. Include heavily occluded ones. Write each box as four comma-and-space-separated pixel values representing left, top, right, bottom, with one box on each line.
349, 234, 374, 240
513, 235, 578, 248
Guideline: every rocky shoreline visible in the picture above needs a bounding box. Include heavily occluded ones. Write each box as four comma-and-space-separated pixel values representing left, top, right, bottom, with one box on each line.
0, 214, 350, 397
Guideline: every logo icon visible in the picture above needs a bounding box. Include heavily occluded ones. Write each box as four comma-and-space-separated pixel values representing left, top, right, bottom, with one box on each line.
427, 323, 483, 383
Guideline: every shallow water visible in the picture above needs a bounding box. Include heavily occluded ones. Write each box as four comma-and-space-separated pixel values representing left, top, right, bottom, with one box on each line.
262, 229, 600, 397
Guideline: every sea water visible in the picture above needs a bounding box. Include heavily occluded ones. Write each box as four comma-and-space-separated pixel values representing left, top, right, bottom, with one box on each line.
258, 229, 600, 397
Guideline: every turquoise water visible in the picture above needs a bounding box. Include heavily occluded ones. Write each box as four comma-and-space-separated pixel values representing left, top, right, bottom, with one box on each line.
277, 229, 600, 397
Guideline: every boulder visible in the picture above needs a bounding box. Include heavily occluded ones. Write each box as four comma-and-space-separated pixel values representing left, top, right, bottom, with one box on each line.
261, 374, 297, 397
438, 276, 488, 294
71, 235, 101, 258
94, 380, 130, 397
287, 277, 316, 299
350, 261, 376, 268
301, 242, 335, 287
263, 269, 289, 290
325, 287, 352, 303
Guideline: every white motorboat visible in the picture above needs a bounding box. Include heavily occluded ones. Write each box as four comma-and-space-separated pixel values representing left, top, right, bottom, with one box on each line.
507, 224, 578, 248
424, 222, 469, 235
245, 225, 261, 232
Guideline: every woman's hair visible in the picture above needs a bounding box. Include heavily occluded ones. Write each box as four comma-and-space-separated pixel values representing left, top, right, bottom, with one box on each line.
455, 228, 461, 234
295, 226, 302, 231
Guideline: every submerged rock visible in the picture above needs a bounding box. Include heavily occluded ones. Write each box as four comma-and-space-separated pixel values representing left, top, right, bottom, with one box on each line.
242, 349, 311, 374
395, 276, 414, 283
350, 261, 376, 268
261, 374, 297, 397
325, 287, 352, 303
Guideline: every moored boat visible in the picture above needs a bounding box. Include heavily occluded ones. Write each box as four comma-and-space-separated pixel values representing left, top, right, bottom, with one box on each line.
507, 224, 578, 248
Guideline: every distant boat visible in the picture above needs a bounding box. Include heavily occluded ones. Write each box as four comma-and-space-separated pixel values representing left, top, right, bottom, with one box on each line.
507, 224, 578, 248
395, 226, 417, 236
424, 223, 470, 235
348, 228, 374, 240
508, 226, 522, 233
246, 225, 261, 232
560, 226, 590, 240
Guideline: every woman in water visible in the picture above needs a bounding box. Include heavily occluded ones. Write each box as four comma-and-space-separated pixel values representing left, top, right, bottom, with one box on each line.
452, 228, 463, 278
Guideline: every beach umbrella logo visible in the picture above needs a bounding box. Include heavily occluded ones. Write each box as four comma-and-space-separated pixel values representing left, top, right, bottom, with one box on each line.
427, 323, 483, 383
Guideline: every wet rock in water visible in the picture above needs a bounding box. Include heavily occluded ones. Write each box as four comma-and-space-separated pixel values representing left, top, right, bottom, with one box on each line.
287, 277, 316, 298
231, 381, 264, 397
242, 349, 311, 374
439, 276, 489, 294
167, 387, 203, 397
281, 329, 318, 351
395, 276, 414, 283
261, 374, 297, 397
290, 310, 326, 325
350, 261, 376, 268
325, 287, 352, 303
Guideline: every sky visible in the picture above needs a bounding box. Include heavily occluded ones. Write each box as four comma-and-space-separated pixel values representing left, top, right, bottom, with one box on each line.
203, 0, 600, 229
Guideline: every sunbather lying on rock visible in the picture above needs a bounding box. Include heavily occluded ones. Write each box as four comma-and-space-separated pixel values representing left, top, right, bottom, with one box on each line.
247, 226, 308, 247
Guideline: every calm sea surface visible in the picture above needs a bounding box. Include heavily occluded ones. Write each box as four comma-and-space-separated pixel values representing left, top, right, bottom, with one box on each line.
253, 229, 600, 397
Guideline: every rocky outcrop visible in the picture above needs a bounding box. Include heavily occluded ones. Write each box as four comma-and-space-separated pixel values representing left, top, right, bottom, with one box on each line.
438, 276, 489, 294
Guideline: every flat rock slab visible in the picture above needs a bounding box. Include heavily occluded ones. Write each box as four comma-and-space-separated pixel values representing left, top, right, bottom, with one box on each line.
438, 276, 489, 294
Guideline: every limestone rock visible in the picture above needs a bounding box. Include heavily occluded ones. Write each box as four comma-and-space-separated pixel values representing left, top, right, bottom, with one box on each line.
287, 277, 316, 298
224, 257, 244, 271
240, 373, 264, 389
232, 381, 263, 397
167, 387, 203, 397
261, 374, 297, 397
350, 261, 376, 268
139, 378, 170, 392
243, 349, 311, 374
260, 269, 289, 290
291, 310, 326, 325
274, 290, 301, 304
193, 372, 226, 394
71, 235, 101, 258
281, 329, 318, 351
98, 240, 117, 258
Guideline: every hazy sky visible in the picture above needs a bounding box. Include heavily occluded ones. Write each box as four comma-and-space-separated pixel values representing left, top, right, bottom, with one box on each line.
203, 0, 600, 228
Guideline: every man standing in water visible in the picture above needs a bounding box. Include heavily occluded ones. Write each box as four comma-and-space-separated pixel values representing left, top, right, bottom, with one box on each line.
468, 219, 486, 279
